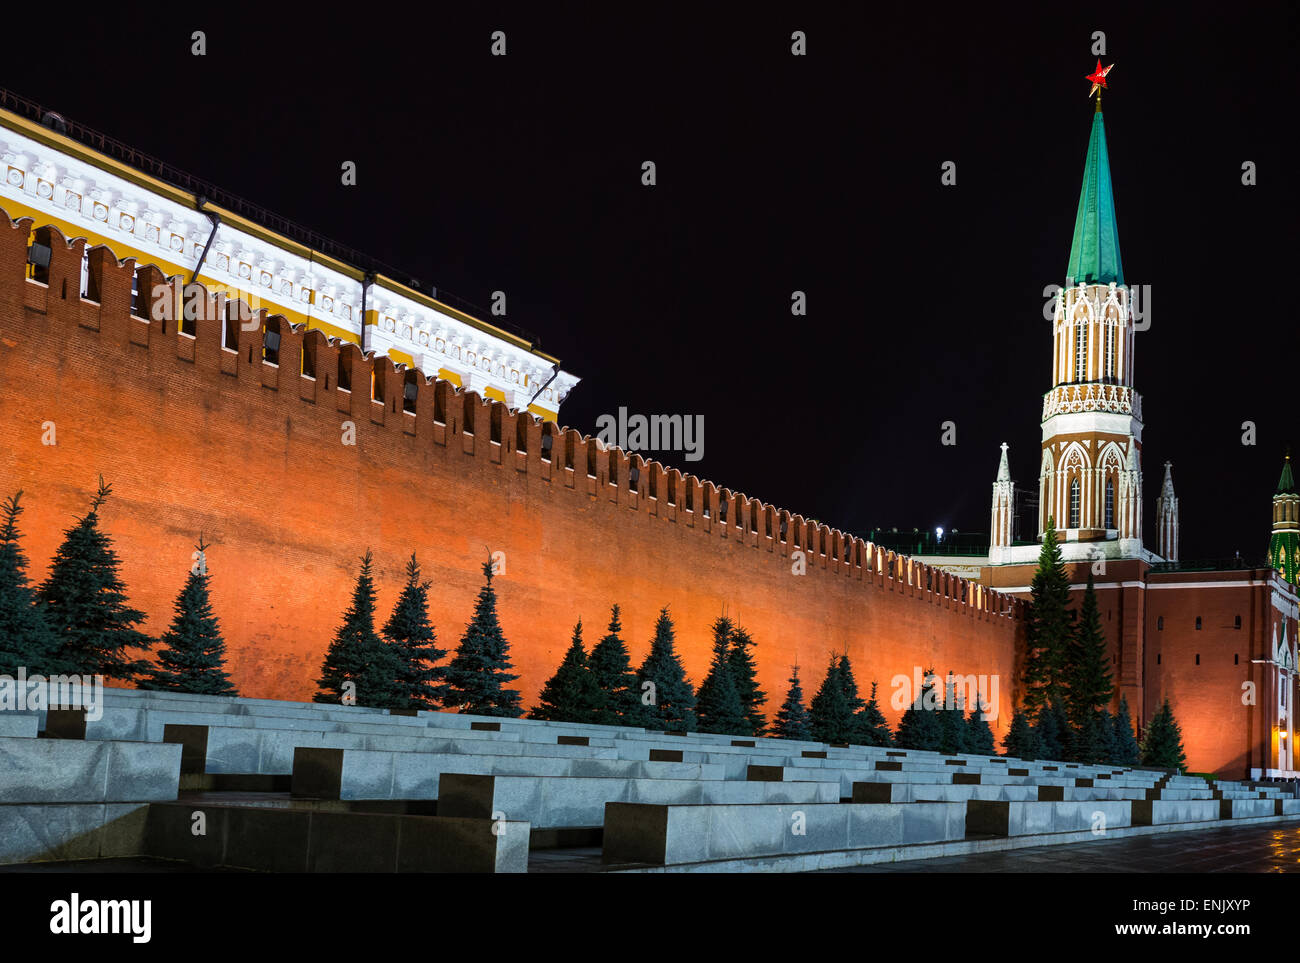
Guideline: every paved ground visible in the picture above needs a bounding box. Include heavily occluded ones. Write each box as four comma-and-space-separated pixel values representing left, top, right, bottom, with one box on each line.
0, 857, 249, 873
8, 822, 1300, 873
837, 822, 1300, 873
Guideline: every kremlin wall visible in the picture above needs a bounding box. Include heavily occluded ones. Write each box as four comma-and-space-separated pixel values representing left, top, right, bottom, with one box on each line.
3, 93, 1296, 783
0, 212, 1024, 733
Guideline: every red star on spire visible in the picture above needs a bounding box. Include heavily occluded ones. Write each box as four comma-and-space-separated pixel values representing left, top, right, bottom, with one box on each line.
1086, 59, 1115, 99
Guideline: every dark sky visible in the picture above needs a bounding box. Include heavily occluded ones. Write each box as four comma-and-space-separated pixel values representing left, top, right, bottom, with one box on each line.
13, 2, 1299, 560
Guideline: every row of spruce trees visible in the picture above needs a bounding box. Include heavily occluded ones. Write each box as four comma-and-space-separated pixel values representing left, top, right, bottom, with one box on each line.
532, 621, 1001, 753
312, 555, 524, 714
533, 609, 764, 733
0, 479, 1192, 772
0, 481, 236, 694
1002, 518, 1187, 770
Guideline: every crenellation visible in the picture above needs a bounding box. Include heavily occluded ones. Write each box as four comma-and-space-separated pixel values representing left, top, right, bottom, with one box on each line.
0, 207, 1022, 718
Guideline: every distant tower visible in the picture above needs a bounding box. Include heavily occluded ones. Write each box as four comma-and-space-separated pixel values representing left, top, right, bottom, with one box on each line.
1155, 461, 1179, 562
1037, 92, 1145, 557
989, 443, 1015, 564
1270, 454, 1300, 584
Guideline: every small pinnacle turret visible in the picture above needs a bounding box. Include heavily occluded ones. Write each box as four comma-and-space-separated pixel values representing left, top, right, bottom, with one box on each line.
989, 443, 1015, 564
1156, 461, 1179, 562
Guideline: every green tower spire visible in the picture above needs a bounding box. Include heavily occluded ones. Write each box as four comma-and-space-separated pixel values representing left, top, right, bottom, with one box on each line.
1270, 454, 1299, 585
1065, 110, 1125, 286
1277, 455, 1296, 495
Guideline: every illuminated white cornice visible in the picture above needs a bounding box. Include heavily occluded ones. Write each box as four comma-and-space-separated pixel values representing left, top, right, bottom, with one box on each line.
1041, 409, 1142, 442
0, 115, 578, 415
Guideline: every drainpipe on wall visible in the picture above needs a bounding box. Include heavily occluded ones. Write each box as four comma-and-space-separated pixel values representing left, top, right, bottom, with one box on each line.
189, 196, 221, 286
527, 362, 562, 411
360, 272, 374, 353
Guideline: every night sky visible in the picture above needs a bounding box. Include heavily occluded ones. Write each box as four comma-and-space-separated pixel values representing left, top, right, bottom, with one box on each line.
12, 2, 1299, 560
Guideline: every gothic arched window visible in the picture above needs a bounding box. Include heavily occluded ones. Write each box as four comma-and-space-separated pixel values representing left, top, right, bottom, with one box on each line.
1069, 477, 1081, 528
1105, 322, 1116, 380
1104, 479, 1115, 529
1075, 320, 1087, 381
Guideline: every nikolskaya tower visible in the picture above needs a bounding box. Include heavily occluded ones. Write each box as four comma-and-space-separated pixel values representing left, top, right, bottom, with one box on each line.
989, 61, 1177, 566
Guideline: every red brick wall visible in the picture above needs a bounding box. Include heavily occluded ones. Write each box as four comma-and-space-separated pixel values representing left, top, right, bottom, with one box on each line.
0, 214, 1023, 731
1145, 573, 1297, 778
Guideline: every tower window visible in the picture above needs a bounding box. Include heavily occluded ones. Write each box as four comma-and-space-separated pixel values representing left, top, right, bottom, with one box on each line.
301, 336, 317, 379
223, 303, 240, 352
1235, 615, 1242, 630
1157, 654, 1162, 665
1069, 478, 1080, 528
1235, 653, 1240, 665
1157, 616, 1164, 630
1104, 479, 1114, 529
1075, 320, 1086, 380
1195, 616, 1202, 630
1195, 653, 1200, 665
130, 268, 143, 317
1105, 323, 1115, 379
403, 371, 419, 414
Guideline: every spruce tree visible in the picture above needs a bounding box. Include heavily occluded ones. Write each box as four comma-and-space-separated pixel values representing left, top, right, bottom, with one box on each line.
589, 604, 645, 727
382, 552, 447, 709
141, 537, 236, 695
895, 669, 943, 750
531, 618, 602, 723
938, 674, 968, 754
837, 655, 867, 717
809, 654, 853, 743
38, 477, 152, 681
1096, 709, 1118, 766
1034, 698, 1070, 761
1003, 706, 1040, 759
966, 694, 997, 756
1022, 519, 1071, 715
0, 491, 63, 676
636, 607, 697, 732
772, 665, 812, 740
695, 615, 747, 735
1064, 573, 1114, 732
1111, 694, 1141, 766
315, 550, 402, 708
727, 625, 767, 737
856, 681, 894, 747
1069, 706, 1109, 764
444, 560, 523, 717
1140, 698, 1187, 771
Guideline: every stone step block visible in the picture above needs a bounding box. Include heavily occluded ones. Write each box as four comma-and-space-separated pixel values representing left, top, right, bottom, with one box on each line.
602, 800, 967, 866
1131, 799, 1221, 825
0, 714, 38, 737
852, 782, 1041, 804
966, 800, 1132, 836
439, 774, 839, 829
1220, 798, 1279, 819
0, 803, 149, 865
143, 801, 527, 872
0, 737, 180, 804
291, 747, 726, 801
